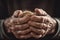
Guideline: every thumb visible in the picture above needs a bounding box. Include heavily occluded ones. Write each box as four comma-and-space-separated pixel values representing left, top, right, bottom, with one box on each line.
12, 10, 23, 18
12, 10, 20, 18
35, 8, 48, 16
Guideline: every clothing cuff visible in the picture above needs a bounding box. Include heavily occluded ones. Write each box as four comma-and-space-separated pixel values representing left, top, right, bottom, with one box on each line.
53, 18, 60, 38
0, 20, 9, 39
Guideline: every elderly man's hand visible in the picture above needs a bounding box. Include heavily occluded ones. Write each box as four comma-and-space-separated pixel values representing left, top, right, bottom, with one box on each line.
28, 8, 57, 38
4, 10, 32, 39
4, 9, 57, 39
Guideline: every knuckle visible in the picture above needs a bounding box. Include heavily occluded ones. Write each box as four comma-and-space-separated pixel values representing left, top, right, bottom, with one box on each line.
13, 10, 20, 17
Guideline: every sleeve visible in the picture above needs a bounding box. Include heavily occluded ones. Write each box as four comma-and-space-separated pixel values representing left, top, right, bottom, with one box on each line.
0, 20, 9, 40
0, 20, 18, 40
52, 18, 60, 39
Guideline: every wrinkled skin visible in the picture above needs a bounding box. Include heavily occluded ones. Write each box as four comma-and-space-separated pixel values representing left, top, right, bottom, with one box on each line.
4, 8, 57, 39
28, 8, 57, 38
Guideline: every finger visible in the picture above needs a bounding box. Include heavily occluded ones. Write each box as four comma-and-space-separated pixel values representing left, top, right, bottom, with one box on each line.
30, 32, 42, 38
23, 10, 34, 17
12, 10, 20, 18
10, 16, 30, 25
31, 15, 44, 23
4, 18, 12, 27
11, 24, 29, 30
31, 16, 52, 23
28, 21, 50, 30
35, 8, 48, 16
19, 15, 31, 24
12, 32, 31, 39
12, 28, 31, 35
16, 29, 31, 35
18, 10, 23, 17
30, 27, 45, 35
19, 34, 31, 39
9, 18, 20, 25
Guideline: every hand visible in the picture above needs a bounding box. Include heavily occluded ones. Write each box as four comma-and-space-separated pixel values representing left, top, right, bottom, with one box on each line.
4, 9, 57, 39
28, 8, 57, 38
4, 10, 32, 39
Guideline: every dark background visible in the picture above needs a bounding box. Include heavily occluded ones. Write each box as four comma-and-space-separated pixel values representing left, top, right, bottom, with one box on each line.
0, 0, 60, 19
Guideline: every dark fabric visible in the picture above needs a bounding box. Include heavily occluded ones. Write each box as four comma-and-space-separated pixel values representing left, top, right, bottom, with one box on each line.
0, 20, 9, 40
0, 20, 4, 39
0, 0, 60, 40
53, 18, 60, 39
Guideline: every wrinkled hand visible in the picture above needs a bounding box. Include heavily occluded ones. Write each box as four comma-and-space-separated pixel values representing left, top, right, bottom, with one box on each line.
28, 8, 57, 38
4, 10, 32, 39
4, 9, 57, 39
